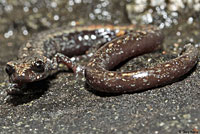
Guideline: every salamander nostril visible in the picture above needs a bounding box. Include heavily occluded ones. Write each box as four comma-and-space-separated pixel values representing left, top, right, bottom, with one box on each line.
5, 64, 15, 75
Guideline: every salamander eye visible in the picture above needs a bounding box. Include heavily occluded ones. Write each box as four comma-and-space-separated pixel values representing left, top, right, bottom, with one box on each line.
32, 60, 45, 73
5, 64, 15, 75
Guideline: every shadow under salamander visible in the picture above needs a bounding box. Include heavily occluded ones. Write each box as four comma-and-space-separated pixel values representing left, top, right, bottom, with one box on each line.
6, 79, 50, 106
6, 71, 62, 106
7, 60, 198, 105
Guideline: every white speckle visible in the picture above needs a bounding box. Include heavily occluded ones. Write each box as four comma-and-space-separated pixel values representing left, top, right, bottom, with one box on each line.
51, 2, 57, 8
115, 29, 120, 33
133, 71, 148, 78
23, 29, 28, 35
187, 17, 193, 24
122, 79, 126, 81
98, 28, 105, 33
194, 3, 200, 11
69, 0, 74, 6
131, 84, 135, 87
23, 6, 29, 12
71, 21, 76, 26
70, 57, 76, 61
172, 116, 176, 120
53, 15, 59, 21
176, 31, 181, 36
78, 36, 83, 41
168, 0, 184, 11
91, 35, 96, 40
127, 0, 147, 13
189, 38, 194, 42
165, 64, 171, 67
151, 0, 164, 6
75, 0, 81, 4
84, 35, 89, 40
159, 23, 165, 29
159, 122, 165, 127
76, 66, 83, 73
142, 13, 153, 23
87, 53, 93, 57
143, 79, 148, 82
156, 69, 161, 73
4, 30, 13, 38
5, 5, 13, 12
94, 8, 101, 14
76, 66, 81, 71
23, 47, 28, 51
147, 58, 151, 62
102, 10, 109, 16
171, 12, 178, 17
118, 85, 122, 88
33, 7, 38, 13
89, 13, 95, 20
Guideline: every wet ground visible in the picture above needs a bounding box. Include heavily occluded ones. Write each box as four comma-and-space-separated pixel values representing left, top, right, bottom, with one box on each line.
0, 0, 200, 133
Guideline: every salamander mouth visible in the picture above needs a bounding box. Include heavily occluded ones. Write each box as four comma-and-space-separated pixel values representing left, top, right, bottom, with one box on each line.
7, 75, 49, 96
9, 73, 34, 84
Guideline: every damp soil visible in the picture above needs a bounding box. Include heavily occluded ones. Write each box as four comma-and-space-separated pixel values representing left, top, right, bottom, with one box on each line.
0, 0, 200, 133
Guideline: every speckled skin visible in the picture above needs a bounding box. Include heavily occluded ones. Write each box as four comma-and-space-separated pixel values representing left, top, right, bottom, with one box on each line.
6, 25, 135, 84
86, 44, 198, 93
5, 25, 198, 94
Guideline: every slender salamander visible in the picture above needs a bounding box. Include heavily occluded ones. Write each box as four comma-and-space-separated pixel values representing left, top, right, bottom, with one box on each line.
5, 25, 198, 94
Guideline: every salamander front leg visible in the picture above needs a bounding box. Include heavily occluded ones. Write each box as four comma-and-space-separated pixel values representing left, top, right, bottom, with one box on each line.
52, 53, 85, 76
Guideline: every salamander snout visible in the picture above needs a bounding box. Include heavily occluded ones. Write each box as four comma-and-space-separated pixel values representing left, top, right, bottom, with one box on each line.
5, 64, 15, 76
5, 56, 53, 85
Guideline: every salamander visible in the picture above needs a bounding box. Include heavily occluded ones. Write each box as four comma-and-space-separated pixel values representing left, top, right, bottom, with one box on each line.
5, 25, 198, 94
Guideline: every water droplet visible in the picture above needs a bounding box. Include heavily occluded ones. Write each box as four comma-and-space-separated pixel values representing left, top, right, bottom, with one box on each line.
53, 15, 59, 21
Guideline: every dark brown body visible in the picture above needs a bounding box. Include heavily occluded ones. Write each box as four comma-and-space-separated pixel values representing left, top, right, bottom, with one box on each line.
85, 28, 198, 93
6, 25, 198, 94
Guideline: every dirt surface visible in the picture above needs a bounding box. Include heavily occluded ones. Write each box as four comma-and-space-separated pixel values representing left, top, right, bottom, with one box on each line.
0, 0, 200, 134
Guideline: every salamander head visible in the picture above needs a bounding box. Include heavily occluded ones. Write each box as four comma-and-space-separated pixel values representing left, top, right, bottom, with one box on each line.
5, 55, 53, 85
